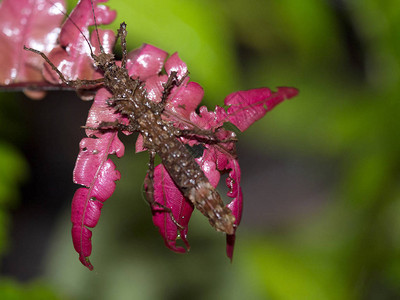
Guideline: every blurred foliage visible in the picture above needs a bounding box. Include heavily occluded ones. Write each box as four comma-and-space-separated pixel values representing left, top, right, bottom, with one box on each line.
0, 140, 27, 257
1, 0, 399, 299
0, 279, 59, 300
0, 92, 59, 297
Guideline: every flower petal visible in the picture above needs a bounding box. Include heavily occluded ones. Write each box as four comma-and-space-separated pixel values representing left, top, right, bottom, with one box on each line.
151, 164, 193, 253
0, 0, 64, 88
126, 44, 168, 79
43, 0, 116, 84
225, 87, 298, 132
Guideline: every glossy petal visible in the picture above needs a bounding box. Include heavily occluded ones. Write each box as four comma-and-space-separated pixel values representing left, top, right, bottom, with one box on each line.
71, 129, 124, 270
151, 165, 193, 253
0, 0, 64, 90
163, 53, 204, 119
84, 88, 129, 134
223, 159, 243, 260
165, 82, 204, 119
73, 132, 124, 187
164, 52, 188, 79
126, 44, 168, 79
43, 0, 116, 84
71, 84, 125, 269
224, 87, 299, 132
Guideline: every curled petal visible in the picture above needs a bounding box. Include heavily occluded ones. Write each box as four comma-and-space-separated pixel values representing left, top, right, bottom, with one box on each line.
71, 221, 93, 269
0, 0, 64, 88
165, 82, 204, 119
43, 0, 116, 84
126, 44, 168, 79
164, 52, 188, 79
151, 164, 193, 253
43, 28, 116, 83
59, 0, 115, 48
73, 132, 124, 187
72, 87, 124, 270
72, 131, 123, 270
143, 74, 168, 102
84, 88, 129, 134
189, 105, 230, 132
225, 87, 299, 131
224, 160, 243, 260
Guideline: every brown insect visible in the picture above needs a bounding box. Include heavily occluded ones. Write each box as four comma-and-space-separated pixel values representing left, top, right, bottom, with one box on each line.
24, 1, 236, 234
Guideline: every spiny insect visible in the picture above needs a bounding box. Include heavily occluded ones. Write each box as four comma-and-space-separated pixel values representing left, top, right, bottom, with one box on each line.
24, 0, 236, 238
19, 0, 297, 270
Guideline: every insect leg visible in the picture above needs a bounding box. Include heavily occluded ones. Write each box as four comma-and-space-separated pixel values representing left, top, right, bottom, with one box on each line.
176, 128, 238, 159
144, 150, 156, 204
116, 22, 128, 70
158, 70, 189, 111
144, 150, 184, 230
178, 128, 238, 144
82, 120, 137, 133
24, 46, 105, 87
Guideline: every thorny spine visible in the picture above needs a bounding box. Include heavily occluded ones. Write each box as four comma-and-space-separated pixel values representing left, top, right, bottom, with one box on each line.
24, 11, 236, 234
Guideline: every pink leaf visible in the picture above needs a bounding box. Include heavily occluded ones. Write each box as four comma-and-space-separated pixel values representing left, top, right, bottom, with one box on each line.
0, 0, 65, 97
59, 0, 115, 48
163, 53, 204, 119
223, 159, 243, 260
71, 130, 124, 270
135, 134, 146, 153
84, 88, 129, 134
43, 0, 116, 84
151, 165, 193, 253
71, 84, 125, 269
224, 87, 299, 131
126, 44, 168, 80
73, 132, 124, 188
164, 52, 188, 79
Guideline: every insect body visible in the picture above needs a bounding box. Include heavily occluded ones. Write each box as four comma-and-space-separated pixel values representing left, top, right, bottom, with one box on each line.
25, 21, 236, 234
18, 0, 298, 270
93, 23, 236, 234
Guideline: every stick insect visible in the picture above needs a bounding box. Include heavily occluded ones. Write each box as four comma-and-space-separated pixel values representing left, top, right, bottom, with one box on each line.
18, 0, 297, 269
24, 0, 237, 235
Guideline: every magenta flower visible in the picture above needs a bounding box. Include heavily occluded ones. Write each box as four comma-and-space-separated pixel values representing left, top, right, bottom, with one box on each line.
0, 0, 298, 270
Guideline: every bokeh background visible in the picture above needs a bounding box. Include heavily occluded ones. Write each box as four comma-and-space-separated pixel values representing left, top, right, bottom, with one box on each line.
0, 0, 400, 299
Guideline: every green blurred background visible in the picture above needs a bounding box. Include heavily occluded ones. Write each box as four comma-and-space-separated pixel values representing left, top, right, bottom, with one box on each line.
0, 0, 400, 299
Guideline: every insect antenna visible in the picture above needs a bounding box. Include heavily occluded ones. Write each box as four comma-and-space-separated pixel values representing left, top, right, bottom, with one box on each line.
45, 0, 96, 58
89, 0, 105, 54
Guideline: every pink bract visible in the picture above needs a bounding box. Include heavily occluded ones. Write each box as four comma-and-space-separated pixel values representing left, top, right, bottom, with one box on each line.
43, 0, 116, 84
0, 0, 65, 98
2, 0, 298, 269
72, 132, 124, 270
